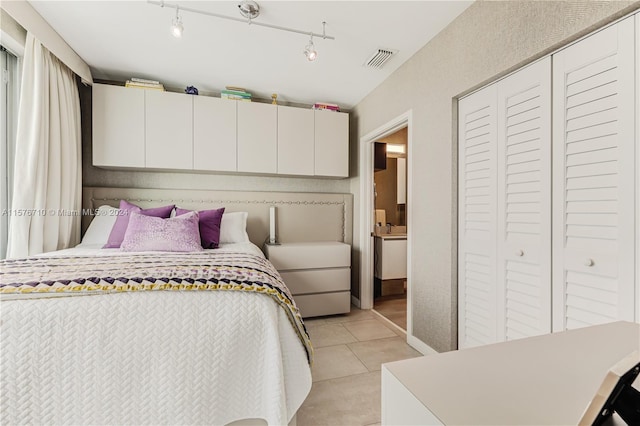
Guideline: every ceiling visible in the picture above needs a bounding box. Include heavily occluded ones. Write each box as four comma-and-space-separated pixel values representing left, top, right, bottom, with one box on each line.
29, 1, 472, 109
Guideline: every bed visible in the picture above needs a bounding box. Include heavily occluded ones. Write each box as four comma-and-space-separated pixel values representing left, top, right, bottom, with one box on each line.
0, 187, 354, 425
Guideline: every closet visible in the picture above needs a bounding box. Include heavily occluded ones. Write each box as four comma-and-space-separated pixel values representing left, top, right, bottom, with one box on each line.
458, 14, 638, 349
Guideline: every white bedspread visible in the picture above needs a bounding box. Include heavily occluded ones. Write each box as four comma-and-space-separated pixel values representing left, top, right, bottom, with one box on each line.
0, 246, 312, 425
46, 241, 267, 258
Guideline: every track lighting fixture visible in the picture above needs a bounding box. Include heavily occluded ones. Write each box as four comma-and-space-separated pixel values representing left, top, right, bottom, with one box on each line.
150, 1, 334, 60
171, 6, 183, 38
304, 35, 318, 62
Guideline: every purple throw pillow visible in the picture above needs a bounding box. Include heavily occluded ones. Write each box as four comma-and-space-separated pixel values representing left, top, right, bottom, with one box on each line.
176, 207, 225, 249
103, 200, 175, 248
120, 211, 203, 252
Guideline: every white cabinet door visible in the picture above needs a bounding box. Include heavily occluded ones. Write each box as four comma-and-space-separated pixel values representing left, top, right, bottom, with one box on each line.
380, 238, 407, 280
92, 84, 145, 168
277, 105, 314, 175
145, 90, 193, 169
314, 110, 348, 177
397, 158, 407, 204
496, 57, 552, 341
193, 96, 236, 172
552, 17, 636, 331
237, 102, 277, 174
458, 83, 498, 348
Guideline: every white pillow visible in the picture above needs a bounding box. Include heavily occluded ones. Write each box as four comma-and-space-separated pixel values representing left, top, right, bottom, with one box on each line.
80, 205, 119, 246
219, 211, 249, 244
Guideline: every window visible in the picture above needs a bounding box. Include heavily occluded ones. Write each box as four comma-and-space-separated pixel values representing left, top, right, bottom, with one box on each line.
1, 46, 19, 259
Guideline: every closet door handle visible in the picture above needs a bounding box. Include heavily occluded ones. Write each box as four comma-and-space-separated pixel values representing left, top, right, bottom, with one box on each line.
584, 258, 594, 267
515, 249, 524, 257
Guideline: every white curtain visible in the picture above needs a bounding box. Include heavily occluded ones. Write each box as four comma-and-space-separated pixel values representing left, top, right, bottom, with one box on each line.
6, 33, 81, 258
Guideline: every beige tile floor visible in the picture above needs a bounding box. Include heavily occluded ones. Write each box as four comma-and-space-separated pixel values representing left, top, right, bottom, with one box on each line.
296, 306, 422, 426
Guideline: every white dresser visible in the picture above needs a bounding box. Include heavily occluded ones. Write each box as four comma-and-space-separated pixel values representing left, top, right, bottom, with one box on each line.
382, 322, 639, 425
264, 242, 351, 318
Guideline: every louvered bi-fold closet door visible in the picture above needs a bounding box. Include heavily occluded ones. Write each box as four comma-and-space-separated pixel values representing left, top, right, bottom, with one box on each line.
496, 57, 552, 341
458, 84, 498, 348
552, 17, 636, 331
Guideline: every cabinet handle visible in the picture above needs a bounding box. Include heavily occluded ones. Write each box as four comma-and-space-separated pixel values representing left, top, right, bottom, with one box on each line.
515, 249, 524, 257
584, 258, 594, 267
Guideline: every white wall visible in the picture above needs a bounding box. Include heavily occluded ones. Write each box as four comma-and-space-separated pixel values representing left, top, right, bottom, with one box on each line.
1, 1, 92, 83
351, 0, 640, 352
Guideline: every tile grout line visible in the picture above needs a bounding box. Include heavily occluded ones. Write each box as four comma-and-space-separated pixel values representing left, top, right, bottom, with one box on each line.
315, 333, 406, 350
310, 369, 379, 384
343, 320, 400, 342
310, 318, 401, 349
343, 327, 360, 342
346, 336, 422, 373
308, 323, 360, 349
344, 339, 372, 372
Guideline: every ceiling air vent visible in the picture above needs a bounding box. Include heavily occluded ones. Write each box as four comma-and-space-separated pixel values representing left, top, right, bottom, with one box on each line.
364, 48, 397, 69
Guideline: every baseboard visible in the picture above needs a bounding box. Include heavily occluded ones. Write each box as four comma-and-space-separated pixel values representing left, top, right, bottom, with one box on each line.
370, 309, 439, 355
407, 335, 439, 356
351, 295, 361, 308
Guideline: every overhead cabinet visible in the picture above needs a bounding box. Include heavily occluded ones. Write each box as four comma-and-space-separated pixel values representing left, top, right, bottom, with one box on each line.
92, 84, 145, 168
397, 158, 406, 205
145, 90, 193, 170
92, 83, 349, 178
193, 95, 237, 172
458, 15, 638, 349
277, 105, 314, 176
237, 101, 277, 174
315, 110, 349, 177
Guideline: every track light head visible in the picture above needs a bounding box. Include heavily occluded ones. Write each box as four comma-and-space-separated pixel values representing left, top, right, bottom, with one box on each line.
171, 18, 183, 37
171, 7, 183, 38
304, 35, 317, 62
238, 0, 260, 20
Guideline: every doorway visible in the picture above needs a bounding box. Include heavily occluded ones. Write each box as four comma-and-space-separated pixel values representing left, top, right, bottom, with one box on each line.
359, 110, 413, 337
372, 128, 408, 330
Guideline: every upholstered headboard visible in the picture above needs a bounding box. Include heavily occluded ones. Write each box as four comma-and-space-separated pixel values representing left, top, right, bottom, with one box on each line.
82, 187, 353, 247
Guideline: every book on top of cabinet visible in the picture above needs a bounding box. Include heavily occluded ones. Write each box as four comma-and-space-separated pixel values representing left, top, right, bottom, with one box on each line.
125, 79, 165, 91
313, 102, 340, 111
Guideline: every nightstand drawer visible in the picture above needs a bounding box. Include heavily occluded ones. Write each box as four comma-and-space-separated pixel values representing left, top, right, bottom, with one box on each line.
266, 242, 350, 270
294, 292, 351, 318
280, 268, 350, 295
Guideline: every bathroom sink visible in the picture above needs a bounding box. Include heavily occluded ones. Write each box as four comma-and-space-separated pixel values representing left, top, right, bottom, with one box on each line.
374, 225, 407, 237
388, 226, 407, 235
378, 233, 406, 239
